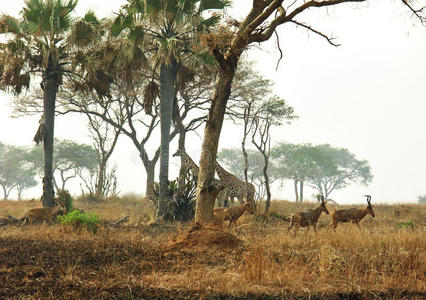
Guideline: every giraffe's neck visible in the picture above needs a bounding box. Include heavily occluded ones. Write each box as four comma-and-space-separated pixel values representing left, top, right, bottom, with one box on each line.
215, 162, 237, 182
183, 152, 199, 173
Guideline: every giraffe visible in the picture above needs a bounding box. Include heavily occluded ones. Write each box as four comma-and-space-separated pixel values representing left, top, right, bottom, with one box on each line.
173, 149, 227, 206
215, 161, 256, 204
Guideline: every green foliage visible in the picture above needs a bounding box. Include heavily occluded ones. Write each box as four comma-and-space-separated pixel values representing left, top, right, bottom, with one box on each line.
272, 143, 373, 197
0, 142, 38, 199
56, 189, 74, 213
417, 195, 426, 204
57, 210, 100, 234
151, 174, 197, 222
396, 220, 415, 229
115, 0, 229, 65
27, 139, 98, 190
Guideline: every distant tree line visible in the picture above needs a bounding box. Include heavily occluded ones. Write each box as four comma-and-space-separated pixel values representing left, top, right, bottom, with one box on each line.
0, 139, 108, 200
218, 143, 373, 203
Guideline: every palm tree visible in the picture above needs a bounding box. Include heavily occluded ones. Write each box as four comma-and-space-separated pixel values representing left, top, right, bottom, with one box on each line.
0, 0, 102, 206
112, 0, 229, 220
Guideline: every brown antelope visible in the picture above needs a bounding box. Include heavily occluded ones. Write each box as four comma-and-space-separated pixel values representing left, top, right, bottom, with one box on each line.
225, 201, 255, 228
20, 205, 63, 227
212, 207, 230, 228
288, 195, 329, 233
328, 195, 375, 230
213, 202, 255, 228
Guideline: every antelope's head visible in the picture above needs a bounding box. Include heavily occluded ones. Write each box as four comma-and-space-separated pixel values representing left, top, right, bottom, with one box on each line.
364, 195, 375, 217
317, 194, 329, 215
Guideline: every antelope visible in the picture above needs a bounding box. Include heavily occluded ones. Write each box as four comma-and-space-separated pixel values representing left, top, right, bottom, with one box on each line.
328, 195, 375, 231
212, 207, 230, 228
288, 195, 329, 233
20, 205, 63, 227
225, 201, 255, 228
212, 202, 255, 228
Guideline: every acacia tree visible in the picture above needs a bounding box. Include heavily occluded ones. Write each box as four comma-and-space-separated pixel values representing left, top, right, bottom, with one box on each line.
227, 59, 273, 199
272, 143, 317, 202
0, 143, 37, 200
0, 1, 105, 206
251, 97, 296, 213
27, 139, 98, 191
306, 144, 373, 199
195, 0, 425, 223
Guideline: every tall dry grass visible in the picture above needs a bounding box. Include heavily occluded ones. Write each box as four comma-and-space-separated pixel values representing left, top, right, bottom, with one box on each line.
0, 197, 424, 298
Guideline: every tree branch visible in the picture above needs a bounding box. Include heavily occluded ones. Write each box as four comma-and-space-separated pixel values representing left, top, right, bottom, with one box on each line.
290, 20, 341, 46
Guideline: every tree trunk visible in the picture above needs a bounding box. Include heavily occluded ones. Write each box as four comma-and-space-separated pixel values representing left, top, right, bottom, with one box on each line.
157, 59, 178, 220
177, 121, 187, 186
263, 154, 271, 215
294, 179, 299, 202
96, 159, 106, 197
299, 180, 304, 202
242, 105, 251, 200
195, 62, 237, 224
1, 185, 7, 200
42, 70, 58, 207
145, 163, 155, 198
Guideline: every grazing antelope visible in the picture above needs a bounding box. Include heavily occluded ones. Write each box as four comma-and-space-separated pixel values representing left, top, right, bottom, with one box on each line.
328, 195, 375, 231
213, 207, 230, 228
213, 202, 255, 228
20, 205, 63, 227
288, 195, 329, 233
225, 201, 255, 228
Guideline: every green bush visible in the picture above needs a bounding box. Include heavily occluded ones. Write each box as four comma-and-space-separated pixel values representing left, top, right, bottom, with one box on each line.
57, 210, 100, 233
397, 220, 415, 229
151, 174, 196, 222
56, 189, 74, 213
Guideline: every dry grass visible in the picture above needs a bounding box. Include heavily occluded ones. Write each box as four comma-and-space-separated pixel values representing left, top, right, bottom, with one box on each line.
0, 198, 425, 299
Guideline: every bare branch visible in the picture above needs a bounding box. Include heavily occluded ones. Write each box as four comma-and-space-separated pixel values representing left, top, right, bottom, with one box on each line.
290, 20, 341, 46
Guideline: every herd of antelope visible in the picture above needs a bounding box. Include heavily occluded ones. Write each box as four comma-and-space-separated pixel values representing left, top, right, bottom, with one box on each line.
14, 194, 375, 232
213, 194, 375, 232
288, 194, 375, 233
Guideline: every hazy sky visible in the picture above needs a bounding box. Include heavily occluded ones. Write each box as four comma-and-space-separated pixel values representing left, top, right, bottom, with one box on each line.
1, 1, 425, 204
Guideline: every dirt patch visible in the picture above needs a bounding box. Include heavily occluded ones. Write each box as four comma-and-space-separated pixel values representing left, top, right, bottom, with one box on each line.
164, 222, 242, 252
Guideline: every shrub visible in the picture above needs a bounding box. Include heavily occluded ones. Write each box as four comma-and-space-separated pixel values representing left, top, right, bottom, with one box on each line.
151, 173, 197, 222
56, 189, 74, 213
397, 220, 415, 229
57, 210, 100, 233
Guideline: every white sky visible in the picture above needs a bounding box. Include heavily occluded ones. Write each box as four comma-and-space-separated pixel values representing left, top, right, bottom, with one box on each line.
1, 1, 425, 204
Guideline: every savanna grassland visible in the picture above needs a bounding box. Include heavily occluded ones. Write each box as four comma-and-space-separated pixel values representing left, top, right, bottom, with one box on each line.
0, 197, 425, 299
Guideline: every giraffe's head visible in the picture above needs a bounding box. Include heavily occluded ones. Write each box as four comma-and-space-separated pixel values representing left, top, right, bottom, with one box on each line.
173, 149, 185, 157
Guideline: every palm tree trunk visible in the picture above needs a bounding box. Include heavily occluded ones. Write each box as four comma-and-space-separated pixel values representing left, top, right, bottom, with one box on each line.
157, 59, 178, 220
195, 63, 236, 224
42, 72, 57, 207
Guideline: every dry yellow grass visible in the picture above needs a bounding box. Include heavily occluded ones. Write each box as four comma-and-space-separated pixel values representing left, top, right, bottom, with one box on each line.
0, 198, 425, 299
